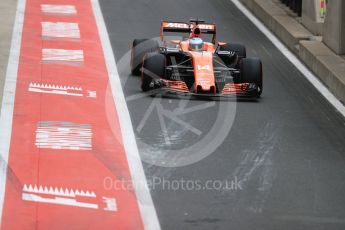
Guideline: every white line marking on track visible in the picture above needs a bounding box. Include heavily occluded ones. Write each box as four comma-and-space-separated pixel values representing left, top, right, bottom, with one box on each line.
87, 90, 97, 98
102, 197, 118, 212
0, 0, 26, 225
35, 121, 92, 150
41, 4, 77, 15
42, 49, 84, 65
230, 0, 345, 117
41, 22, 80, 40
22, 193, 99, 209
91, 0, 161, 229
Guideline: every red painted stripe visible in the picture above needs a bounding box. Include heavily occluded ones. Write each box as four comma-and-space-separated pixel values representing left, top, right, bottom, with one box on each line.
1, 0, 144, 229
321, 1, 325, 9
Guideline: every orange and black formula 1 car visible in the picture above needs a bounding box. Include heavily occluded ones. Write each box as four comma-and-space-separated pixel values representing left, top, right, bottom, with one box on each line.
130, 19, 263, 98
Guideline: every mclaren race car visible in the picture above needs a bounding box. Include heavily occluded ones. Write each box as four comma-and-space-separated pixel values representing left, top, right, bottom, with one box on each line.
130, 19, 263, 98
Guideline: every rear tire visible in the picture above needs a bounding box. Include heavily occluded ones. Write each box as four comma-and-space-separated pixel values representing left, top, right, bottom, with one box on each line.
131, 39, 159, 75
141, 53, 166, 92
240, 58, 263, 97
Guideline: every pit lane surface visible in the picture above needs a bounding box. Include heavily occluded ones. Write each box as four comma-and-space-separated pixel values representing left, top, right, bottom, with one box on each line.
99, 0, 345, 229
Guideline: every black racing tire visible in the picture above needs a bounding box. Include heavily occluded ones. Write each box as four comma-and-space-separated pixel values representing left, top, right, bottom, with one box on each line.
131, 39, 159, 75
219, 43, 246, 67
240, 58, 263, 97
141, 53, 166, 92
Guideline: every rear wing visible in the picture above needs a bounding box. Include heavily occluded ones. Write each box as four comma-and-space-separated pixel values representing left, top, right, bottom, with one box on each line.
192, 23, 216, 35
161, 21, 190, 33
160, 20, 217, 44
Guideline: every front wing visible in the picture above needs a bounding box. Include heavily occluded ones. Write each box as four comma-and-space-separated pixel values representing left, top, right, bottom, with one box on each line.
147, 79, 260, 98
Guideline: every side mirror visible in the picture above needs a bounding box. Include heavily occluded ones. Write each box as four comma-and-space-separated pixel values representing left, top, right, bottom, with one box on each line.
217, 42, 227, 47
170, 40, 181, 45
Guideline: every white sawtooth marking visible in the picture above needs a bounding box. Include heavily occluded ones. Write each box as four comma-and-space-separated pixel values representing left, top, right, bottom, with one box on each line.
28, 82, 84, 97
22, 184, 97, 198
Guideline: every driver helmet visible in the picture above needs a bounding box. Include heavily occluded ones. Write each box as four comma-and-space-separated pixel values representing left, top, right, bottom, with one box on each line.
189, 37, 204, 51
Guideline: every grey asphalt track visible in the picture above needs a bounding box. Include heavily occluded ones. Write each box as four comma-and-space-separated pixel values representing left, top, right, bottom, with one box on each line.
99, 0, 345, 229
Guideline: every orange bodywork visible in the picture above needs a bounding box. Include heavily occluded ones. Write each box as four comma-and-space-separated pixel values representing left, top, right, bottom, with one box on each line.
163, 39, 250, 95
159, 20, 252, 96
180, 40, 216, 93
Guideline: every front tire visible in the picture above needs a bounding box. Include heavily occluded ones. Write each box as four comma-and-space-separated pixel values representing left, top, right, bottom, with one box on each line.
240, 58, 263, 97
141, 53, 166, 92
131, 39, 159, 75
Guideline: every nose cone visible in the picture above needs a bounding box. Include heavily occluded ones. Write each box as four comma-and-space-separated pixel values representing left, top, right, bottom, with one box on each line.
191, 52, 216, 94
196, 84, 215, 94
200, 83, 211, 91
